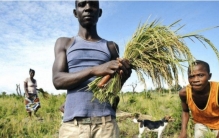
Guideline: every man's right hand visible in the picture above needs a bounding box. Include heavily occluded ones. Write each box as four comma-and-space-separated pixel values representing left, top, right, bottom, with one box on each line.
91, 60, 120, 76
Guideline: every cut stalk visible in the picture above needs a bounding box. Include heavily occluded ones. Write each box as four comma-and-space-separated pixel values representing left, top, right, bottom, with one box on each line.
97, 75, 111, 88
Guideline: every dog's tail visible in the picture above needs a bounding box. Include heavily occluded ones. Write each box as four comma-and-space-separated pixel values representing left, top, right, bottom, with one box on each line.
133, 118, 142, 123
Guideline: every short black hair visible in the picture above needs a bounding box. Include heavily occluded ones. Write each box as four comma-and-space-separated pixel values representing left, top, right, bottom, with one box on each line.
75, 0, 99, 8
188, 60, 210, 73
29, 68, 35, 73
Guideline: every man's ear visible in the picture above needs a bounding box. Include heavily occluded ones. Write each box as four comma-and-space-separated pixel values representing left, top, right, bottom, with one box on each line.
98, 8, 102, 17
209, 73, 212, 80
73, 9, 78, 18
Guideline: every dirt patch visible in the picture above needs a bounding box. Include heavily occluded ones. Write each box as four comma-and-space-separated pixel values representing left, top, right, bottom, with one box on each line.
116, 110, 152, 122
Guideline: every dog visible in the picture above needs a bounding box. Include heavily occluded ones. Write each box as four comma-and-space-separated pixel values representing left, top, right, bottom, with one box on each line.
133, 115, 173, 138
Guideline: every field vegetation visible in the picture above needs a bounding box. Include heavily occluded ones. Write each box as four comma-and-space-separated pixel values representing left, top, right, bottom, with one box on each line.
0, 90, 216, 138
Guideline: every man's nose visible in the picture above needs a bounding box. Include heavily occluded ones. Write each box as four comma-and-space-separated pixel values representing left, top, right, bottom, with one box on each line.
193, 76, 200, 82
85, 3, 91, 10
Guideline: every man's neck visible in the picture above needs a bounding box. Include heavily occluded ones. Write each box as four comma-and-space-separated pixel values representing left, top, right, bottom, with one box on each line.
78, 26, 101, 41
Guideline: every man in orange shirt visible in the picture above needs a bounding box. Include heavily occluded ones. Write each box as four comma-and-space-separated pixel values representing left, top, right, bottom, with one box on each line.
179, 60, 219, 138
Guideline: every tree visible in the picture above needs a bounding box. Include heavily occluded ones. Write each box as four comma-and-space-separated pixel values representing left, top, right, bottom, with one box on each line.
16, 84, 22, 96
127, 81, 138, 94
1, 91, 6, 96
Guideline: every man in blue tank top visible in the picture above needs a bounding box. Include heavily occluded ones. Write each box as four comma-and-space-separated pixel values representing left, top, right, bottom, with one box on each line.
52, 0, 132, 138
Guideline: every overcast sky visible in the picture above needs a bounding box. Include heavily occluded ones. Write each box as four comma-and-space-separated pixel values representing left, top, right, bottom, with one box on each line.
1, 1, 219, 95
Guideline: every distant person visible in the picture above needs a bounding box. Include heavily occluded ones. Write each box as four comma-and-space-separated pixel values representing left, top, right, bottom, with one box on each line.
52, 0, 132, 137
179, 60, 219, 138
24, 69, 40, 117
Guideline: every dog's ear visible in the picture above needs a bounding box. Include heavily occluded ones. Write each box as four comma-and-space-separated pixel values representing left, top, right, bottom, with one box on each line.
163, 115, 168, 120
163, 115, 171, 121
169, 117, 175, 122
166, 116, 175, 122
165, 115, 172, 119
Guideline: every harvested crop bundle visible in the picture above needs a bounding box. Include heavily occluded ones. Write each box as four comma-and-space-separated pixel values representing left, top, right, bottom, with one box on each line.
88, 19, 219, 104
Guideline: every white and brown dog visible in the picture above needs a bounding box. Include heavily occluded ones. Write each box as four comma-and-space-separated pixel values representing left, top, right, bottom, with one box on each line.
133, 115, 173, 138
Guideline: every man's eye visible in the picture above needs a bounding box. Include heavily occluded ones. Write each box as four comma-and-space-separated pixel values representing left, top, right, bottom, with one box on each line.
78, 2, 86, 7
198, 74, 204, 77
90, 2, 98, 7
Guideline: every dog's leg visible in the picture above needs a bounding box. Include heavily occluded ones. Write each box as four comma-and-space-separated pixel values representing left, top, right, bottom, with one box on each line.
138, 127, 144, 138
157, 128, 163, 138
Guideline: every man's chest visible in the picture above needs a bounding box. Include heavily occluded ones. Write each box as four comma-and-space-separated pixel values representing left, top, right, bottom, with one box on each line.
192, 94, 209, 110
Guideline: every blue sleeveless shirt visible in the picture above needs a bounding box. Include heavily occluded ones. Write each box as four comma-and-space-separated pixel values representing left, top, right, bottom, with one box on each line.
64, 36, 116, 122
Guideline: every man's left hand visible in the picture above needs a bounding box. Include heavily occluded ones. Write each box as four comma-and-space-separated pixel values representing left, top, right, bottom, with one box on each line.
117, 58, 132, 84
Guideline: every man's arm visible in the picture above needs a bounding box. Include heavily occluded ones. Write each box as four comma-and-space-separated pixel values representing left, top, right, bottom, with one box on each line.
52, 37, 94, 89
179, 87, 190, 138
52, 38, 123, 90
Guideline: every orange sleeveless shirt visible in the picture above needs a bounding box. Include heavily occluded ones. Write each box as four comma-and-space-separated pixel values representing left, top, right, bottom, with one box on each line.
186, 81, 219, 129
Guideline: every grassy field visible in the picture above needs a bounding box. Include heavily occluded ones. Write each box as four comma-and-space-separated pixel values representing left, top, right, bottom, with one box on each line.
117, 92, 191, 138
0, 91, 216, 138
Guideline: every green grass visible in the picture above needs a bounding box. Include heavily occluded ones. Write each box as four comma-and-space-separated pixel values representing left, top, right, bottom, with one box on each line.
0, 94, 65, 138
0, 92, 216, 138
118, 92, 185, 138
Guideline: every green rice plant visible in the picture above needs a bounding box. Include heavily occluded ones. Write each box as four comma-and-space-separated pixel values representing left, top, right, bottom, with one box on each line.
88, 73, 121, 104
88, 19, 219, 104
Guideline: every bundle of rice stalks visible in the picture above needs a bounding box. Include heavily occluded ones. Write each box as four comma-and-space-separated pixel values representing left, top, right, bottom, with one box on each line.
88, 19, 219, 104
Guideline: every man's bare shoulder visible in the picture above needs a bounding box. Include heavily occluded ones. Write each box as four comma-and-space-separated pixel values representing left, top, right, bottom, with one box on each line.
55, 37, 74, 50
